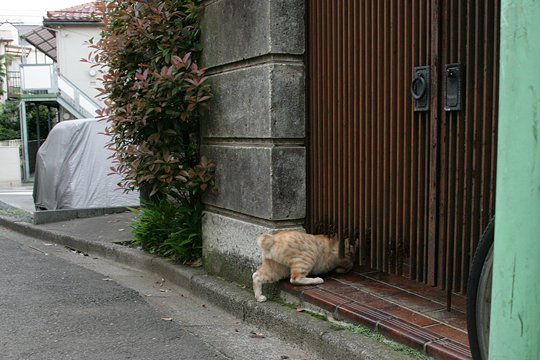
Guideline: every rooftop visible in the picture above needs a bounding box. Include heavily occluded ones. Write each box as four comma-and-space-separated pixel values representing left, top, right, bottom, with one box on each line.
44, 2, 101, 23
23, 2, 101, 61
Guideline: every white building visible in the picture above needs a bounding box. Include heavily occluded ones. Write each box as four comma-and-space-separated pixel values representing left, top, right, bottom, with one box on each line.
12, 2, 103, 179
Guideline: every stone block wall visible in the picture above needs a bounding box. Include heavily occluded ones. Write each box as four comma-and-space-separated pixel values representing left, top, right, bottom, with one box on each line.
200, 0, 306, 284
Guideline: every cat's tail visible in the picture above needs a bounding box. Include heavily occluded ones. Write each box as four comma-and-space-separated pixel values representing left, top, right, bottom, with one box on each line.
257, 233, 274, 251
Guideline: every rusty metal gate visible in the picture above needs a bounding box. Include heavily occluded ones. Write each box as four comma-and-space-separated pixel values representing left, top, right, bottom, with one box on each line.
307, 0, 499, 293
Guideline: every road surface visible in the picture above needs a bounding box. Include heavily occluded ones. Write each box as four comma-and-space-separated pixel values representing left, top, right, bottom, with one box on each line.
0, 226, 315, 360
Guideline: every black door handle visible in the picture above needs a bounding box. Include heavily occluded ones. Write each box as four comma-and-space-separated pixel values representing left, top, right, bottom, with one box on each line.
411, 75, 427, 99
444, 63, 463, 111
411, 66, 430, 111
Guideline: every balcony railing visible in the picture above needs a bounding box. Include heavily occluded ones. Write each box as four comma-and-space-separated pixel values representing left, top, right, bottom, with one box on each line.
16, 63, 100, 119
20, 64, 57, 94
6, 71, 21, 99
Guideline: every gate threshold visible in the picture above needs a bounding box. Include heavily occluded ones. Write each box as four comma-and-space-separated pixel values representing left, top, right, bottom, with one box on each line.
280, 269, 470, 360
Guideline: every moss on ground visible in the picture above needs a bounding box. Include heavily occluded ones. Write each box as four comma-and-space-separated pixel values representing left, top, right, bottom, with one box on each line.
270, 295, 432, 360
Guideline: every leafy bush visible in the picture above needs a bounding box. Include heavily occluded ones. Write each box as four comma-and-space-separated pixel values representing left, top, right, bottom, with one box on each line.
0, 56, 20, 141
132, 155, 215, 262
26, 104, 55, 141
0, 101, 20, 141
89, 0, 211, 200
131, 199, 203, 263
0, 99, 56, 142
89, 0, 215, 261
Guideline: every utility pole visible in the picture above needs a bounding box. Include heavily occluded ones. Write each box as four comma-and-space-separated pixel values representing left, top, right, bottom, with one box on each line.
490, 1, 540, 358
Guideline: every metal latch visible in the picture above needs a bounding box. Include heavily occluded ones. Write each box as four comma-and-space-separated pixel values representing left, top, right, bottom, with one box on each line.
444, 64, 463, 111
411, 66, 430, 112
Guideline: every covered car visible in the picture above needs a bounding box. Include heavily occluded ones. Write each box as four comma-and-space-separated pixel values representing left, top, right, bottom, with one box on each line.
33, 118, 139, 210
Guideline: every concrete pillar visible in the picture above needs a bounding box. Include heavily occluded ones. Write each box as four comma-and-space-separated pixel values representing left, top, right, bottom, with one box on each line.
489, 1, 540, 358
200, 0, 305, 283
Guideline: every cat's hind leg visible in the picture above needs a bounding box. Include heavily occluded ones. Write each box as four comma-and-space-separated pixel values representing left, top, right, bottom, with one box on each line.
252, 259, 289, 302
289, 265, 324, 286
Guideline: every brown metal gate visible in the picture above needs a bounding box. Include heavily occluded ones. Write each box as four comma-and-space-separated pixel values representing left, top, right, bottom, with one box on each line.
307, 0, 499, 293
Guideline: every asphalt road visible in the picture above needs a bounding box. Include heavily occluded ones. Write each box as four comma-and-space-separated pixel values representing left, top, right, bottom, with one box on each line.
0, 227, 315, 360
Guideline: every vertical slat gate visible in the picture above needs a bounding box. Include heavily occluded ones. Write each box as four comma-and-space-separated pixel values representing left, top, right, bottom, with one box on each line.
436, 0, 500, 292
307, 0, 433, 282
307, 0, 499, 294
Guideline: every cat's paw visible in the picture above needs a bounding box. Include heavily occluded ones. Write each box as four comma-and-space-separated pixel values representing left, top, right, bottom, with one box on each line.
256, 295, 267, 302
291, 277, 325, 285
335, 266, 352, 274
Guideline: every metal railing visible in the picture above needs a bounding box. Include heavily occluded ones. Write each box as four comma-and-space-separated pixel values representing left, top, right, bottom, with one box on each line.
57, 74, 100, 118
18, 63, 101, 119
6, 71, 21, 98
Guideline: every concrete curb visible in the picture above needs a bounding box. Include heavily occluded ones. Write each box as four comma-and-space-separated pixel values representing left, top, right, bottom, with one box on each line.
33, 206, 137, 225
0, 216, 411, 360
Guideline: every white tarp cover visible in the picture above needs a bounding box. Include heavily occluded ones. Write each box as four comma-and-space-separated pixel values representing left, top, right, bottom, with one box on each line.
34, 118, 140, 210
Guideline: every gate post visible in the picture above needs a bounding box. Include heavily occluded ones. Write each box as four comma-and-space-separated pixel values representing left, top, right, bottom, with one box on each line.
490, 1, 540, 358
198, 1, 306, 284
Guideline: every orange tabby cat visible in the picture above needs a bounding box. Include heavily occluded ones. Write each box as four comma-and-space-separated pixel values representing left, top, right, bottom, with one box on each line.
252, 230, 353, 302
